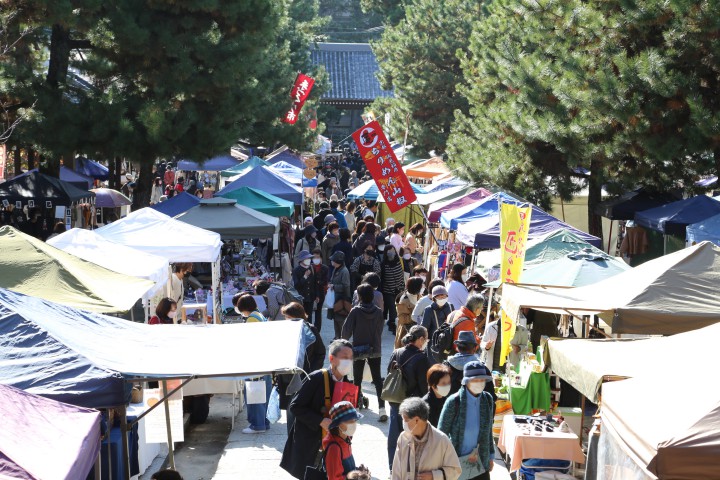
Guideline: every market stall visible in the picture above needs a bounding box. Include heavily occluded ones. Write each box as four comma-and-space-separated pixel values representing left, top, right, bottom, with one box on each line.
0, 226, 154, 313
440, 191, 522, 230
175, 197, 280, 240
75, 156, 110, 180
216, 186, 295, 217
150, 191, 201, 217
217, 165, 303, 204
346, 177, 426, 201
686, 212, 720, 246
176, 154, 241, 172
268, 160, 319, 188
220, 155, 269, 178
265, 146, 306, 169
0, 383, 102, 480
427, 187, 492, 222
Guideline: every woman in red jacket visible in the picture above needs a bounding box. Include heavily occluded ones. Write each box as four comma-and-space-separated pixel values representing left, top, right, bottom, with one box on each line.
149, 298, 177, 325
323, 401, 363, 480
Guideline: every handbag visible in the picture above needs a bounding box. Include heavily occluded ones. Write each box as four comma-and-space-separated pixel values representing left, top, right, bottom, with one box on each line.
352, 344, 374, 359
333, 298, 352, 317
381, 352, 423, 403
267, 386, 281, 424
245, 378, 267, 405
304, 441, 341, 480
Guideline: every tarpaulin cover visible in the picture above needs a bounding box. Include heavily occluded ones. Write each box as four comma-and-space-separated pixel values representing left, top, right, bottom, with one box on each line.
47, 228, 169, 298
635, 195, 720, 235
74, 157, 109, 180
501, 241, 720, 335
0, 383, 101, 480
150, 191, 201, 217
220, 156, 269, 178
346, 179, 426, 201
455, 202, 601, 249
421, 177, 469, 193
595, 189, 678, 220
427, 187, 493, 222
96, 207, 221, 263
59, 166, 94, 190
0, 171, 94, 204
0, 226, 154, 312
509, 250, 631, 287
440, 191, 521, 230
216, 186, 294, 218
686, 212, 720, 246
176, 198, 280, 239
268, 161, 318, 187
217, 165, 303, 204
0, 287, 304, 380
177, 154, 240, 172
266, 147, 306, 169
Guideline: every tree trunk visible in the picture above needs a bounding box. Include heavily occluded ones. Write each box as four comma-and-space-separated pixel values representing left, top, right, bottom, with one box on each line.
715, 148, 720, 187
131, 160, 153, 211
587, 159, 604, 241
110, 156, 122, 190
13, 146, 22, 177
47, 25, 71, 88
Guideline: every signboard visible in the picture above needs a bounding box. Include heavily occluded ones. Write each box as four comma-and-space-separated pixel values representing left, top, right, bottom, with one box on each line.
351, 121, 417, 213
282, 73, 315, 125
303, 168, 316, 179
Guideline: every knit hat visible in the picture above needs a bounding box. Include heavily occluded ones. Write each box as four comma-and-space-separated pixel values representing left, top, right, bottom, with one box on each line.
431, 285, 448, 299
297, 250, 313, 262
462, 360, 493, 385
330, 251, 345, 264
329, 401, 363, 430
324, 214, 337, 224
455, 330, 478, 346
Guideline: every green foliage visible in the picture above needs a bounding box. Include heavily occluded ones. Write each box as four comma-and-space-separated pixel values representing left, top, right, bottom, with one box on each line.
371, 0, 485, 155
360, 0, 406, 25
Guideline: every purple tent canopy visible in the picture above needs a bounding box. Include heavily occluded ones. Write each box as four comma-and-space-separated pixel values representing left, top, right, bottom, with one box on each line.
427, 188, 493, 222
0, 383, 101, 480
90, 187, 132, 207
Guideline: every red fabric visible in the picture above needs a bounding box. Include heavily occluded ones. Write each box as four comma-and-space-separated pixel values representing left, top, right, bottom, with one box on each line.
322, 434, 352, 480
164, 170, 175, 185
149, 315, 161, 325
450, 306, 479, 351
331, 381, 359, 408
282, 73, 315, 124
174, 183, 184, 192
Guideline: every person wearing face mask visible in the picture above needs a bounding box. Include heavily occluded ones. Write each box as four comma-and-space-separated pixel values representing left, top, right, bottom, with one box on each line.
281, 339, 355, 479
399, 247, 416, 281
349, 245, 381, 291
385, 325, 432, 470
446, 263, 469, 317
328, 251, 351, 339
374, 235, 387, 263
322, 222, 341, 265
323, 401, 364, 480
445, 294, 485, 353
422, 364, 453, 427
149, 297, 178, 324
442, 332, 497, 401
421, 286, 454, 363
381, 245, 405, 335
389, 222, 405, 253
252, 237, 273, 267
394, 277, 425, 349
405, 223, 425, 264
168, 262, 193, 312
310, 247, 329, 332
412, 266, 430, 295
294, 225, 319, 267
292, 250, 318, 320
391, 397, 461, 480
438, 361, 495, 480
351, 222, 377, 259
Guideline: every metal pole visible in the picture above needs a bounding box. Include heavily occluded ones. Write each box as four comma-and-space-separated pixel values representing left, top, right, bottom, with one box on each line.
483, 287, 494, 336
162, 381, 176, 470
119, 405, 131, 480
95, 448, 101, 480
606, 220, 613, 254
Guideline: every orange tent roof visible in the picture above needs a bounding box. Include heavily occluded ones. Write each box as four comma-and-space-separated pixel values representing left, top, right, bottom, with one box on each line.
405, 157, 450, 179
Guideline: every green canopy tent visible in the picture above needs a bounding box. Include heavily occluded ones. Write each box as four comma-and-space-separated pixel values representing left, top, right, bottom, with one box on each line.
175, 198, 280, 239
216, 186, 294, 218
0, 226, 154, 312
219, 156, 269, 178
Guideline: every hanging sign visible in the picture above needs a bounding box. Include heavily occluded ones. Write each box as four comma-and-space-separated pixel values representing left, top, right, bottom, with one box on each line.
282, 73, 315, 125
351, 120, 416, 213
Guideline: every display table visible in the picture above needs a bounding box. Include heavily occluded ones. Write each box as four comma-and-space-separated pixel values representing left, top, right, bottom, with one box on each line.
181, 302, 208, 323
127, 403, 167, 480
498, 415, 585, 473
509, 371, 551, 415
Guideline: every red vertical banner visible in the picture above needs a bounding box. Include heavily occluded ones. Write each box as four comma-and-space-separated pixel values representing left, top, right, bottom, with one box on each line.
351, 121, 417, 213
282, 73, 315, 125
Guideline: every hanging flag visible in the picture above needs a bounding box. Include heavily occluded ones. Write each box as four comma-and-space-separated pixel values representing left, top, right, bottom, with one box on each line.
282, 73, 315, 125
499, 203, 532, 366
351, 120, 417, 213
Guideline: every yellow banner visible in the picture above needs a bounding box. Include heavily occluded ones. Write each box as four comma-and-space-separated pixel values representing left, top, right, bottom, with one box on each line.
499, 203, 532, 366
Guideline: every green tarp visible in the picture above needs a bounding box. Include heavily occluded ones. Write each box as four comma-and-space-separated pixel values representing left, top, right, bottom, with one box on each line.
220, 156, 269, 178
0, 226, 154, 312
216, 186, 294, 217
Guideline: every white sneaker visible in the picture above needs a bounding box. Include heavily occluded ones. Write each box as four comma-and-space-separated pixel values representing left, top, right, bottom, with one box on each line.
242, 427, 263, 434
379, 407, 388, 423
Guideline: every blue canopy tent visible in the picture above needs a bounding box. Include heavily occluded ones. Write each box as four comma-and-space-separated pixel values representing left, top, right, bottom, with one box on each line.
346, 179, 426, 201
440, 191, 522, 230
268, 161, 318, 187
635, 195, 720, 236
149, 191, 201, 217
686, 213, 720, 246
266, 148, 305, 169
216, 166, 303, 204
18, 167, 94, 190
177, 154, 240, 172
75, 157, 109, 181
456, 203, 602, 248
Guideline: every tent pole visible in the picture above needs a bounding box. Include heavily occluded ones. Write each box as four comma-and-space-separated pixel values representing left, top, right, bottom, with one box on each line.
95, 445, 101, 480
579, 394, 586, 447
162, 380, 176, 470
606, 220, 613, 254
120, 404, 131, 480
483, 287, 494, 336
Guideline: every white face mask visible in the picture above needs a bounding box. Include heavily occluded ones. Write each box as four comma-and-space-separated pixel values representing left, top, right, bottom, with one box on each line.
312, 258, 321, 265
402, 418, 416, 435
301, 259, 311, 267
340, 422, 357, 437
403, 254, 411, 260
378, 245, 386, 251
337, 358, 353, 377
168, 310, 177, 319
419, 274, 427, 280
468, 381, 486, 395
435, 297, 448, 307
435, 384, 451, 397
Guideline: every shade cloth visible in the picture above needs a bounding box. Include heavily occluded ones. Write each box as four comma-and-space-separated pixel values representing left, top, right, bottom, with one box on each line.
220, 156, 269, 178
635, 195, 720, 235
506, 250, 631, 288
150, 191, 201, 217
47, 228, 169, 297
175, 198, 280, 239
0, 383, 101, 480
96, 207, 221, 263
217, 165, 303, 204
74, 157, 109, 180
15, 167, 94, 191
405, 157, 450, 179
427, 187, 493, 222
216, 186, 294, 217
0, 226, 154, 312
595, 189, 678, 220
90, 188, 132, 208
177, 154, 240, 171
346, 179, 426, 201
685, 212, 720, 246
501, 241, 720, 335
0, 171, 94, 205
265, 147, 306, 169
421, 177, 469, 193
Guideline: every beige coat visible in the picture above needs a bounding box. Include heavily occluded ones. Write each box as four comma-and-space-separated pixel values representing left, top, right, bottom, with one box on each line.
395, 293, 417, 349
392, 424, 461, 480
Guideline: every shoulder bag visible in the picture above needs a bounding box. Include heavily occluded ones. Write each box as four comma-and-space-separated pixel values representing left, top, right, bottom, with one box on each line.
381, 351, 423, 403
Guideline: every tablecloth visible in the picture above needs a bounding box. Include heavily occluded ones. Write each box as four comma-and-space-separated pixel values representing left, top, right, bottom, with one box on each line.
498, 415, 585, 473
127, 403, 166, 479
509, 371, 551, 415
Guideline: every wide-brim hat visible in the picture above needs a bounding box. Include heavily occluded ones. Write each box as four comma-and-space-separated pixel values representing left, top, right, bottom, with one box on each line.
324, 214, 337, 224
328, 401, 363, 430
454, 330, 478, 346
297, 250, 313, 262
462, 360, 493, 385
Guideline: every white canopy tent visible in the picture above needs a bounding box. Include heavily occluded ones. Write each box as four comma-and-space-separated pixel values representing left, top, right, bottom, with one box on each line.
95, 208, 223, 322
47, 228, 169, 298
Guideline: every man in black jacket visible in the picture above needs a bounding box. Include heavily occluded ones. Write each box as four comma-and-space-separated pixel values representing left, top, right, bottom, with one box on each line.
280, 339, 354, 479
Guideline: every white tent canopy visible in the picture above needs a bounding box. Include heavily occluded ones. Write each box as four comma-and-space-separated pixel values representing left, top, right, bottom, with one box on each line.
47, 228, 169, 298
95, 207, 222, 263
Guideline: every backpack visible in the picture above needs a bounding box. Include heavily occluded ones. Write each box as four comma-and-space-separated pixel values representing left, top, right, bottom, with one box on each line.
431, 312, 465, 362
267, 282, 303, 319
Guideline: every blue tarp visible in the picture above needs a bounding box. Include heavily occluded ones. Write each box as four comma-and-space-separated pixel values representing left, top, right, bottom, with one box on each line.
595, 189, 679, 220
635, 195, 720, 236
177, 155, 240, 171
74, 157, 109, 181
266, 149, 305, 169
440, 192, 521, 230
216, 166, 303, 204
150, 191, 201, 217
686, 213, 720, 246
